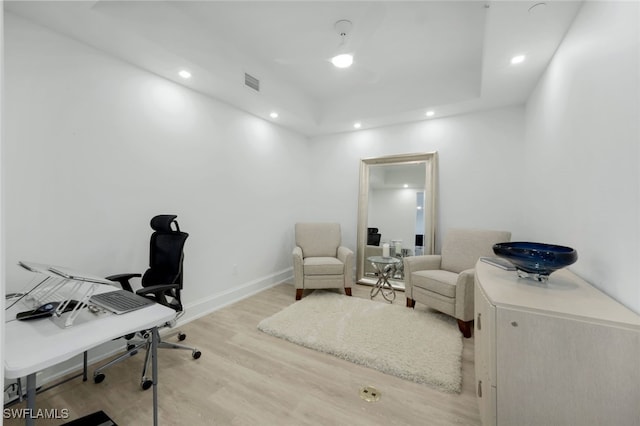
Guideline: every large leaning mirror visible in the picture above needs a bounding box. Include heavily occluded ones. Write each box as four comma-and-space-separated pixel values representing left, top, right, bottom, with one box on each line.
356, 152, 438, 290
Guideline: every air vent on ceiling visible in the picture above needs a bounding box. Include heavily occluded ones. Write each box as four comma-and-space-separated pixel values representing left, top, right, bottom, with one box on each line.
244, 73, 260, 92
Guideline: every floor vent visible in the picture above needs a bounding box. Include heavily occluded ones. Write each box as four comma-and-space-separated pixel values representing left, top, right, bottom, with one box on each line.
359, 385, 381, 402
244, 73, 260, 92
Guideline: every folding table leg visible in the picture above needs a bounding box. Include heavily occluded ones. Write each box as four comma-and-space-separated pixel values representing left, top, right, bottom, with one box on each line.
25, 373, 36, 426
152, 327, 159, 426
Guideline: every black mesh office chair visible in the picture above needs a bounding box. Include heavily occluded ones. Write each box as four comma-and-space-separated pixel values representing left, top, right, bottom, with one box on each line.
367, 227, 382, 246
93, 215, 201, 390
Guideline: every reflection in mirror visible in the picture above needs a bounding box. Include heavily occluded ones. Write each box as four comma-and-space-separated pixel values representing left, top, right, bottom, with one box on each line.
356, 153, 438, 290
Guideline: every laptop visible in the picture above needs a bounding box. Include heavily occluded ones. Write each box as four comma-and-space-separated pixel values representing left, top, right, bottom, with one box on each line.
90, 289, 155, 314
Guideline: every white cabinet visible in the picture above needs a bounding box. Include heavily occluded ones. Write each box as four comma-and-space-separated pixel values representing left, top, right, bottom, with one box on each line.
474, 260, 640, 426
474, 282, 496, 425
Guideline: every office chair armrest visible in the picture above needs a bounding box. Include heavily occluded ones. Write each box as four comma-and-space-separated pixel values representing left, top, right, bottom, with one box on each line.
106, 273, 142, 292
136, 284, 181, 311
136, 284, 179, 297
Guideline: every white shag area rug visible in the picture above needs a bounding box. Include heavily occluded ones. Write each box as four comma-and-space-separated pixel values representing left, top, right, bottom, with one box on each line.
257, 291, 463, 393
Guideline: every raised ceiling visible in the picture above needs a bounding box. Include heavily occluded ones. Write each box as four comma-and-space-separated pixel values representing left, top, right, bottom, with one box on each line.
5, 1, 583, 136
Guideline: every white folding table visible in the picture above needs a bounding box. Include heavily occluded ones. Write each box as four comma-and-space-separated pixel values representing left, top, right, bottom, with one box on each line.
5, 291, 175, 425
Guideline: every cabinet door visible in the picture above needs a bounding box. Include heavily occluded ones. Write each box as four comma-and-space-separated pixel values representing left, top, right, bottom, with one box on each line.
496, 307, 640, 425
474, 282, 496, 426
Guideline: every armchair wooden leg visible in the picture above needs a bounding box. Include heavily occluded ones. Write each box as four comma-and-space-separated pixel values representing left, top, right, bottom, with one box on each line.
457, 319, 474, 338
406, 298, 415, 308
295, 289, 303, 300
344, 287, 352, 297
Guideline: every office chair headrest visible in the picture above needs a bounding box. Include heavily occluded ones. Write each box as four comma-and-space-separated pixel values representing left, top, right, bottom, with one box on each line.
150, 215, 181, 232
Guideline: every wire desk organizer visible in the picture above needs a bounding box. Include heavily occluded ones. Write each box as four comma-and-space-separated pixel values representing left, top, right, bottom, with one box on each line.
8, 261, 116, 328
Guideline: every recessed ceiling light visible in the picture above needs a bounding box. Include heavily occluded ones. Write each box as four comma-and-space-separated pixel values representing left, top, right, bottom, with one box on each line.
331, 54, 353, 68
403, 184, 409, 188
425, 110, 435, 117
511, 55, 526, 65
353, 122, 362, 129
178, 70, 191, 79
270, 112, 279, 119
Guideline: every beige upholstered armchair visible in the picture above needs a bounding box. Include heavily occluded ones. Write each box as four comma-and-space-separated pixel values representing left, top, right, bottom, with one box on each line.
404, 228, 511, 337
293, 223, 354, 300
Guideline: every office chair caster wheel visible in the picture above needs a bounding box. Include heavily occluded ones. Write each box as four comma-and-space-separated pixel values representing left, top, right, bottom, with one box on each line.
141, 379, 153, 390
127, 344, 136, 351
192, 350, 201, 359
178, 332, 186, 341
94, 373, 105, 384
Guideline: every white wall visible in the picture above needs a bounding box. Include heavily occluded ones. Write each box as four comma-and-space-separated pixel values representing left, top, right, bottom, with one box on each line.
3, 14, 310, 315
1, 1, 5, 402
308, 106, 526, 252
524, 1, 639, 313
369, 187, 420, 251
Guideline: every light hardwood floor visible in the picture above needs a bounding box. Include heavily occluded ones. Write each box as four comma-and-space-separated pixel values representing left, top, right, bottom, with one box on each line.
4, 283, 481, 425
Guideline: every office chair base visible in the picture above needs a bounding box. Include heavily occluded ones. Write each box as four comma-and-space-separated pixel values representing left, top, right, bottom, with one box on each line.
137, 339, 201, 390
157, 340, 199, 352
93, 340, 148, 383
93, 331, 201, 388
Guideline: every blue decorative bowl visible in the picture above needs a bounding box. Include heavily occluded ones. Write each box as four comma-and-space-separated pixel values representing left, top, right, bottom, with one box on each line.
492, 242, 578, 282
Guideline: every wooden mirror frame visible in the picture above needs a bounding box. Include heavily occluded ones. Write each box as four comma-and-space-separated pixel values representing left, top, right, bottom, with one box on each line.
356, 152, 439, 288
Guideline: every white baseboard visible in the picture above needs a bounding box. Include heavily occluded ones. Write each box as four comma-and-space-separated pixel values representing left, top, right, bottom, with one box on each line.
178, 267, 293, 325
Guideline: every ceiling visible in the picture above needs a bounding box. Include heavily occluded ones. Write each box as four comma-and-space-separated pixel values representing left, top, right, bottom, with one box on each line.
5, 1, 583, 137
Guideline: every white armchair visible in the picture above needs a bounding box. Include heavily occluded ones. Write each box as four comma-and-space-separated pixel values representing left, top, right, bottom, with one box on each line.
293, 223, 353, 300
404, 228, 511, 337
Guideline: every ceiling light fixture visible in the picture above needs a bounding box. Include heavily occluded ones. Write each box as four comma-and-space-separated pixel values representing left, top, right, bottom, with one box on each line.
353, 122, 362, 129
270, 112, 279, 119
331, 20, 354, 69
511, 55, 526, 65
331, 54, 353, 68
425, 110, 435, 117
403, 184, 409, 188
178, 70, 191, 79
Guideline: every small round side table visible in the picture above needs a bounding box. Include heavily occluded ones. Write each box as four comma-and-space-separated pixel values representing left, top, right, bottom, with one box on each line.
367, 256, 401, 303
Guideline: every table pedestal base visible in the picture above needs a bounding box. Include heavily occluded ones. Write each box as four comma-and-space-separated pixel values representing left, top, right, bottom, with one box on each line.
370, 266, 396, 303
